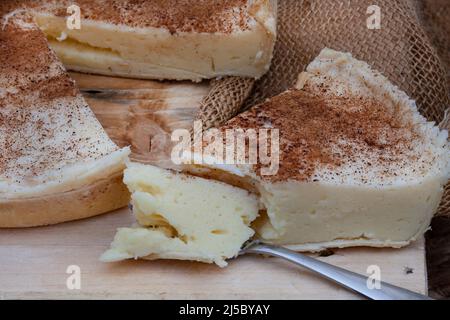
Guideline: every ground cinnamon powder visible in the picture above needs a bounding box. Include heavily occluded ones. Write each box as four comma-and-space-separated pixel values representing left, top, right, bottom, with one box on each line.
223, 89, 418, 183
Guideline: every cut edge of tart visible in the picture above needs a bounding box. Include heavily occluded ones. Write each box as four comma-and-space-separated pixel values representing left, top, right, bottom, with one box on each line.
0, 11, 130, 227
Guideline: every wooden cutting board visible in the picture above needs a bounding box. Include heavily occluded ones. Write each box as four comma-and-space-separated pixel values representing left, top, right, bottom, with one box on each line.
70, 72, 210, 164
0, 73, 428, 300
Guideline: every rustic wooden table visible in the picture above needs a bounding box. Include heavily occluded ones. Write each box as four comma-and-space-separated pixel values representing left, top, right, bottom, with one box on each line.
0, 73, 429, 299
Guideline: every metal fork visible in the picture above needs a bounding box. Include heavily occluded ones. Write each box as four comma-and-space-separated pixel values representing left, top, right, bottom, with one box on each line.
239, 241, 432, 300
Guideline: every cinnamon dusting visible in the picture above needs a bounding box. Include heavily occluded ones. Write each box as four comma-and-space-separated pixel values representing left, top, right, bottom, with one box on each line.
0, 14, 117, 182
222, 89, 419, 183
4, 0, 253, 34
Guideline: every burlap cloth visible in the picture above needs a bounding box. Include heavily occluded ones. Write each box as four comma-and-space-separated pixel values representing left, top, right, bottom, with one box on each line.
197, 0, 450, 216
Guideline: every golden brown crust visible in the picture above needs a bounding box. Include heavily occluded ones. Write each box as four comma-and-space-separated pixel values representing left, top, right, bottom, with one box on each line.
1, 13, 119, 184
0, 172, 129, 228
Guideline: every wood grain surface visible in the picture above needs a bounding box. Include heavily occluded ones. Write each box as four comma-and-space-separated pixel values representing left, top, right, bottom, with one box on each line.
0, 73, 428, 299
0, 207, 427, 300
70, 72, 209, 164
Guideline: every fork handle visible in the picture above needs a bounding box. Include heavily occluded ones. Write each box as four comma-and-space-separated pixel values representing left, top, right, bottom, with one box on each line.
244, 243, 432, 300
